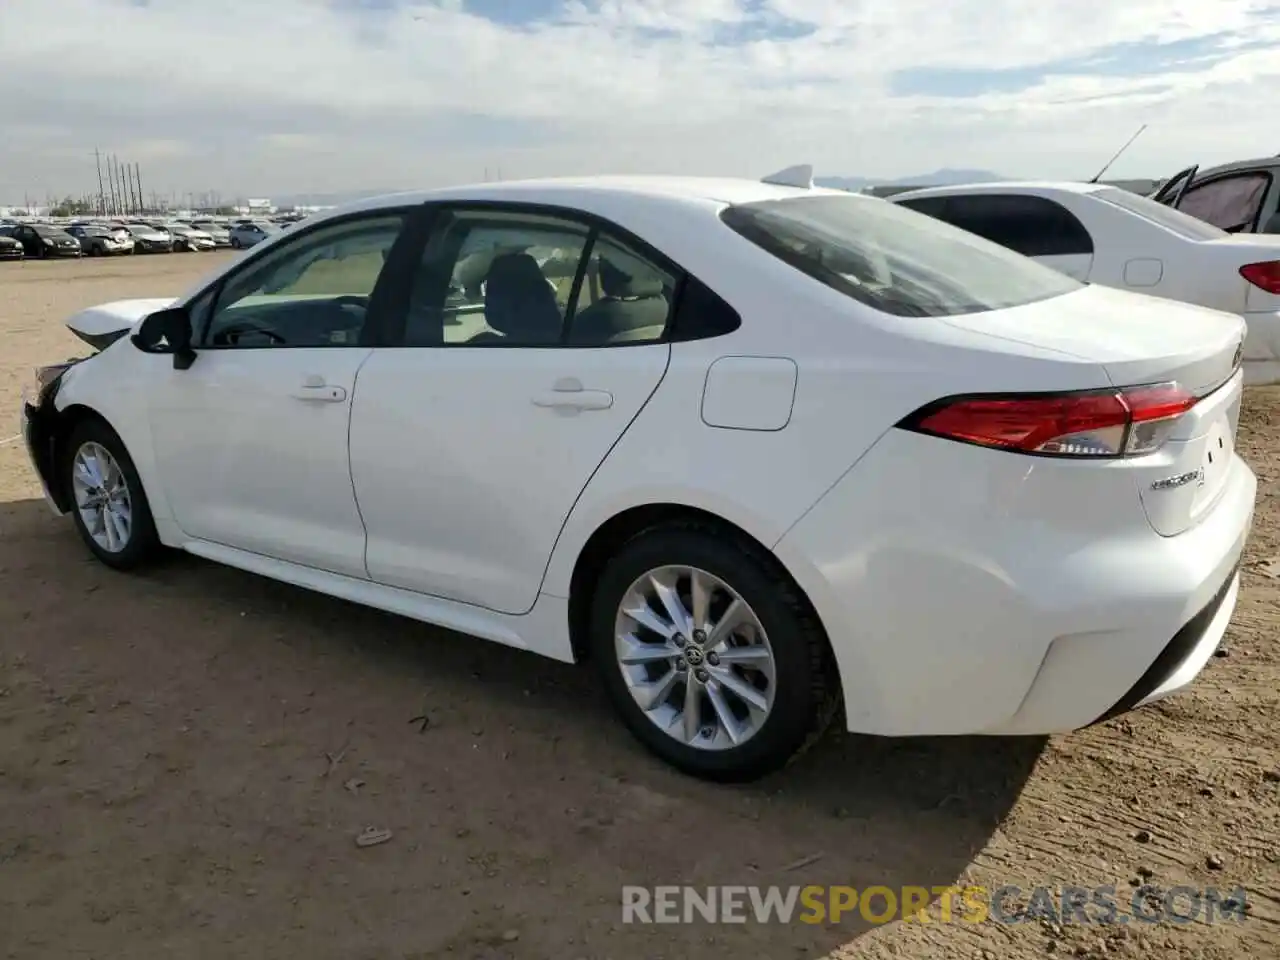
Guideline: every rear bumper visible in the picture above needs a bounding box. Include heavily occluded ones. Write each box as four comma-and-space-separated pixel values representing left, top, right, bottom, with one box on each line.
1242, 310, 1280, 385
773, 429, 1257, 737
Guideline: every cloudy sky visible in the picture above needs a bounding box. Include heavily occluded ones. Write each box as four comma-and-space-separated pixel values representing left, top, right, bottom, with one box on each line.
1, 0, 1278, 202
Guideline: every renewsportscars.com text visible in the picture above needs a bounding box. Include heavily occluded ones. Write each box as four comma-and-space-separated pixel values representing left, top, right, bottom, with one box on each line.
621, 884, 1249, 926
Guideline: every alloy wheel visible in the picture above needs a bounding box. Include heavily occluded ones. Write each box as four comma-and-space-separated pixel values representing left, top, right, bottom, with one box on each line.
613, 565, 776, 750
71, 442, 133, 553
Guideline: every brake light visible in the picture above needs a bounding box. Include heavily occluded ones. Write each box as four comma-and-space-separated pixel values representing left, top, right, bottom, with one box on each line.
900, 382, 1197, 458
1240, 261, 1280, 295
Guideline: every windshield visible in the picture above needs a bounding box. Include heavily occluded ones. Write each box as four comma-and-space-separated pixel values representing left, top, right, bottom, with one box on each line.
1093, 187, 1226, 241
34, 225, 68, 237
720, 195, 1082, 318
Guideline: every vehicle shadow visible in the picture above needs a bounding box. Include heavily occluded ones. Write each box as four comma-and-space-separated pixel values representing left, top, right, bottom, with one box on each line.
0, 496, 1046, 959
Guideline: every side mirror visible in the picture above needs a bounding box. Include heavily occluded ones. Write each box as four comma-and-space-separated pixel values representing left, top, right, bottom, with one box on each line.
131, 307, 197, 370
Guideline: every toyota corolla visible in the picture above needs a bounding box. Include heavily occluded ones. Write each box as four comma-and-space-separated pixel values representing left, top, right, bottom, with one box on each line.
18, 170, 1256, 781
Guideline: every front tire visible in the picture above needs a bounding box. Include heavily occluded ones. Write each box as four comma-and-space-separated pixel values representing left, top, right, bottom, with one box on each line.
63, 418, 161, 570
588, 524, 838, 782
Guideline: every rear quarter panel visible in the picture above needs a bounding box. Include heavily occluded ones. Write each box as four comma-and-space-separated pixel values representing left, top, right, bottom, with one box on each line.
1053, 193, 1244, 312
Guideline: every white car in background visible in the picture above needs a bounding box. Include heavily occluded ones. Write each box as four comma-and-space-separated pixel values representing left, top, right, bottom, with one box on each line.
19, 170, 1255, 781
165, 223, 217, 252
190, 220, 233, 247
229, 220, 280, 249
889, 182, 1280, 385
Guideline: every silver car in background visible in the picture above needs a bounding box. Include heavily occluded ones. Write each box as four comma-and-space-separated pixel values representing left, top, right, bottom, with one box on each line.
190, 220, 232, 247
228, 220, 281, 249
67, 224, 135, 256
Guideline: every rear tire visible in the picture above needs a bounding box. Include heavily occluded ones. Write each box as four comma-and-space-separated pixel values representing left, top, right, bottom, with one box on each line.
62, 418, 161, 571
588, 523, 838, 782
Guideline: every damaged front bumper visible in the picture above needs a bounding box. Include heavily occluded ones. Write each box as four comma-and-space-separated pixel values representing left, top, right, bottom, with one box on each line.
19, 361, 84, 516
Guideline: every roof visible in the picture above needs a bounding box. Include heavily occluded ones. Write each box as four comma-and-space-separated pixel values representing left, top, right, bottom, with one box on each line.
1192, 156, 1280, 179
332, 175, 854, 222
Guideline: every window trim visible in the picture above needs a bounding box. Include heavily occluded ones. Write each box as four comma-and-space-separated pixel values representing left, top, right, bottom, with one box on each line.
1174, 170, 1275, 233
190, 204, 432, 351
386, 200, 688, 350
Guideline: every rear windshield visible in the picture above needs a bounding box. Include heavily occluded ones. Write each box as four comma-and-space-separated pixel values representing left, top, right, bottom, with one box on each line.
1092, 187, 1227, 241
720, 195, 1081, 317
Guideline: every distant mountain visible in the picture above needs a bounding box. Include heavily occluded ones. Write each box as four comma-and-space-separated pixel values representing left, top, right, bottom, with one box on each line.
815, 168, 1006, 192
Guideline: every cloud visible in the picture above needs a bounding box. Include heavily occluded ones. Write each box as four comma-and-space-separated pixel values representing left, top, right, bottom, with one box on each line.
0, 0, 1277, 201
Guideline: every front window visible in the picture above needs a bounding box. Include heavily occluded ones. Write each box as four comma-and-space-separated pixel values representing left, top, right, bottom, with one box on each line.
720, 195, 1081, 318
202, 214, 407, 348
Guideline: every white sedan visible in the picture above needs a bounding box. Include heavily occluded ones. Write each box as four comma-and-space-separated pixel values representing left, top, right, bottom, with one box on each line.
889, 182, 1280, 386
19, 170, 1256, 781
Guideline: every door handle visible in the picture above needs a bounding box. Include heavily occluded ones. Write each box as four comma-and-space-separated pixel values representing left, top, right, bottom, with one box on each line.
532, 378, 614, 412
292, 377, 347, 402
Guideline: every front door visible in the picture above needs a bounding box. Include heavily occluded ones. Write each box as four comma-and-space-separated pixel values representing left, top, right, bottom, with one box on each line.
350, 205, 674, 614
146, 209, 418, 578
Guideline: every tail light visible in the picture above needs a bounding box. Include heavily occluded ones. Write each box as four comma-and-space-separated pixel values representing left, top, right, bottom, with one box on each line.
1240, 261, 1280, 295
899, 382, 1198, 458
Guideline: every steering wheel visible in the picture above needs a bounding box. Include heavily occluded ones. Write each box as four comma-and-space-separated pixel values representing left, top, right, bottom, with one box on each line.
332, 295, 369, 309
213, 321, 286, 346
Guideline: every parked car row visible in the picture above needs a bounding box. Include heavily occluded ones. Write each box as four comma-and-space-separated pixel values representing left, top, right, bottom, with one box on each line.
0, 216, 292, 261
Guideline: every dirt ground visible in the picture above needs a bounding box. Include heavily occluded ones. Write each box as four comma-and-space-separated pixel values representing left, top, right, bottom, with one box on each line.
0, 253, 1277, 960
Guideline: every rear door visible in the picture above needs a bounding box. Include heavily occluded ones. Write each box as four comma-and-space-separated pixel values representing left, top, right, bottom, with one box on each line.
348, 203, 674, 615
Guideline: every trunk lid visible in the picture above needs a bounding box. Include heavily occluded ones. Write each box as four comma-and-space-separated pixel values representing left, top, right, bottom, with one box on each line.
941, 284, 1244, 395
65, 297, 175, 350
942, 284, 1246, 537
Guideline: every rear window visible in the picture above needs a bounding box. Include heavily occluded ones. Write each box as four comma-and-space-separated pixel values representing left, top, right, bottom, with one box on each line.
719, 195, 1082, 318
1092, 187, 1227, 241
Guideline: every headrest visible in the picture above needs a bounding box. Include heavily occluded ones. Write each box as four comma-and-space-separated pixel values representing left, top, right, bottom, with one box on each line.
484, 253, 561, 341
598, 256, 664, 299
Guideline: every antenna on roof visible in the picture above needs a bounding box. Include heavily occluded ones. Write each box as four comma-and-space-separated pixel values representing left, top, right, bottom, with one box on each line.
762, 164, 814, 189
1088, 124, 1148, 183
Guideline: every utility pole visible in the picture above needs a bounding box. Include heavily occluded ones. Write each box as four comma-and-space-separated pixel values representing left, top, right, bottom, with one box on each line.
94, 148, 107, 216
105, 156, 116, 215
111, 156, 122, 214
120, 158, 132, 214
111, 155, 123, 215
